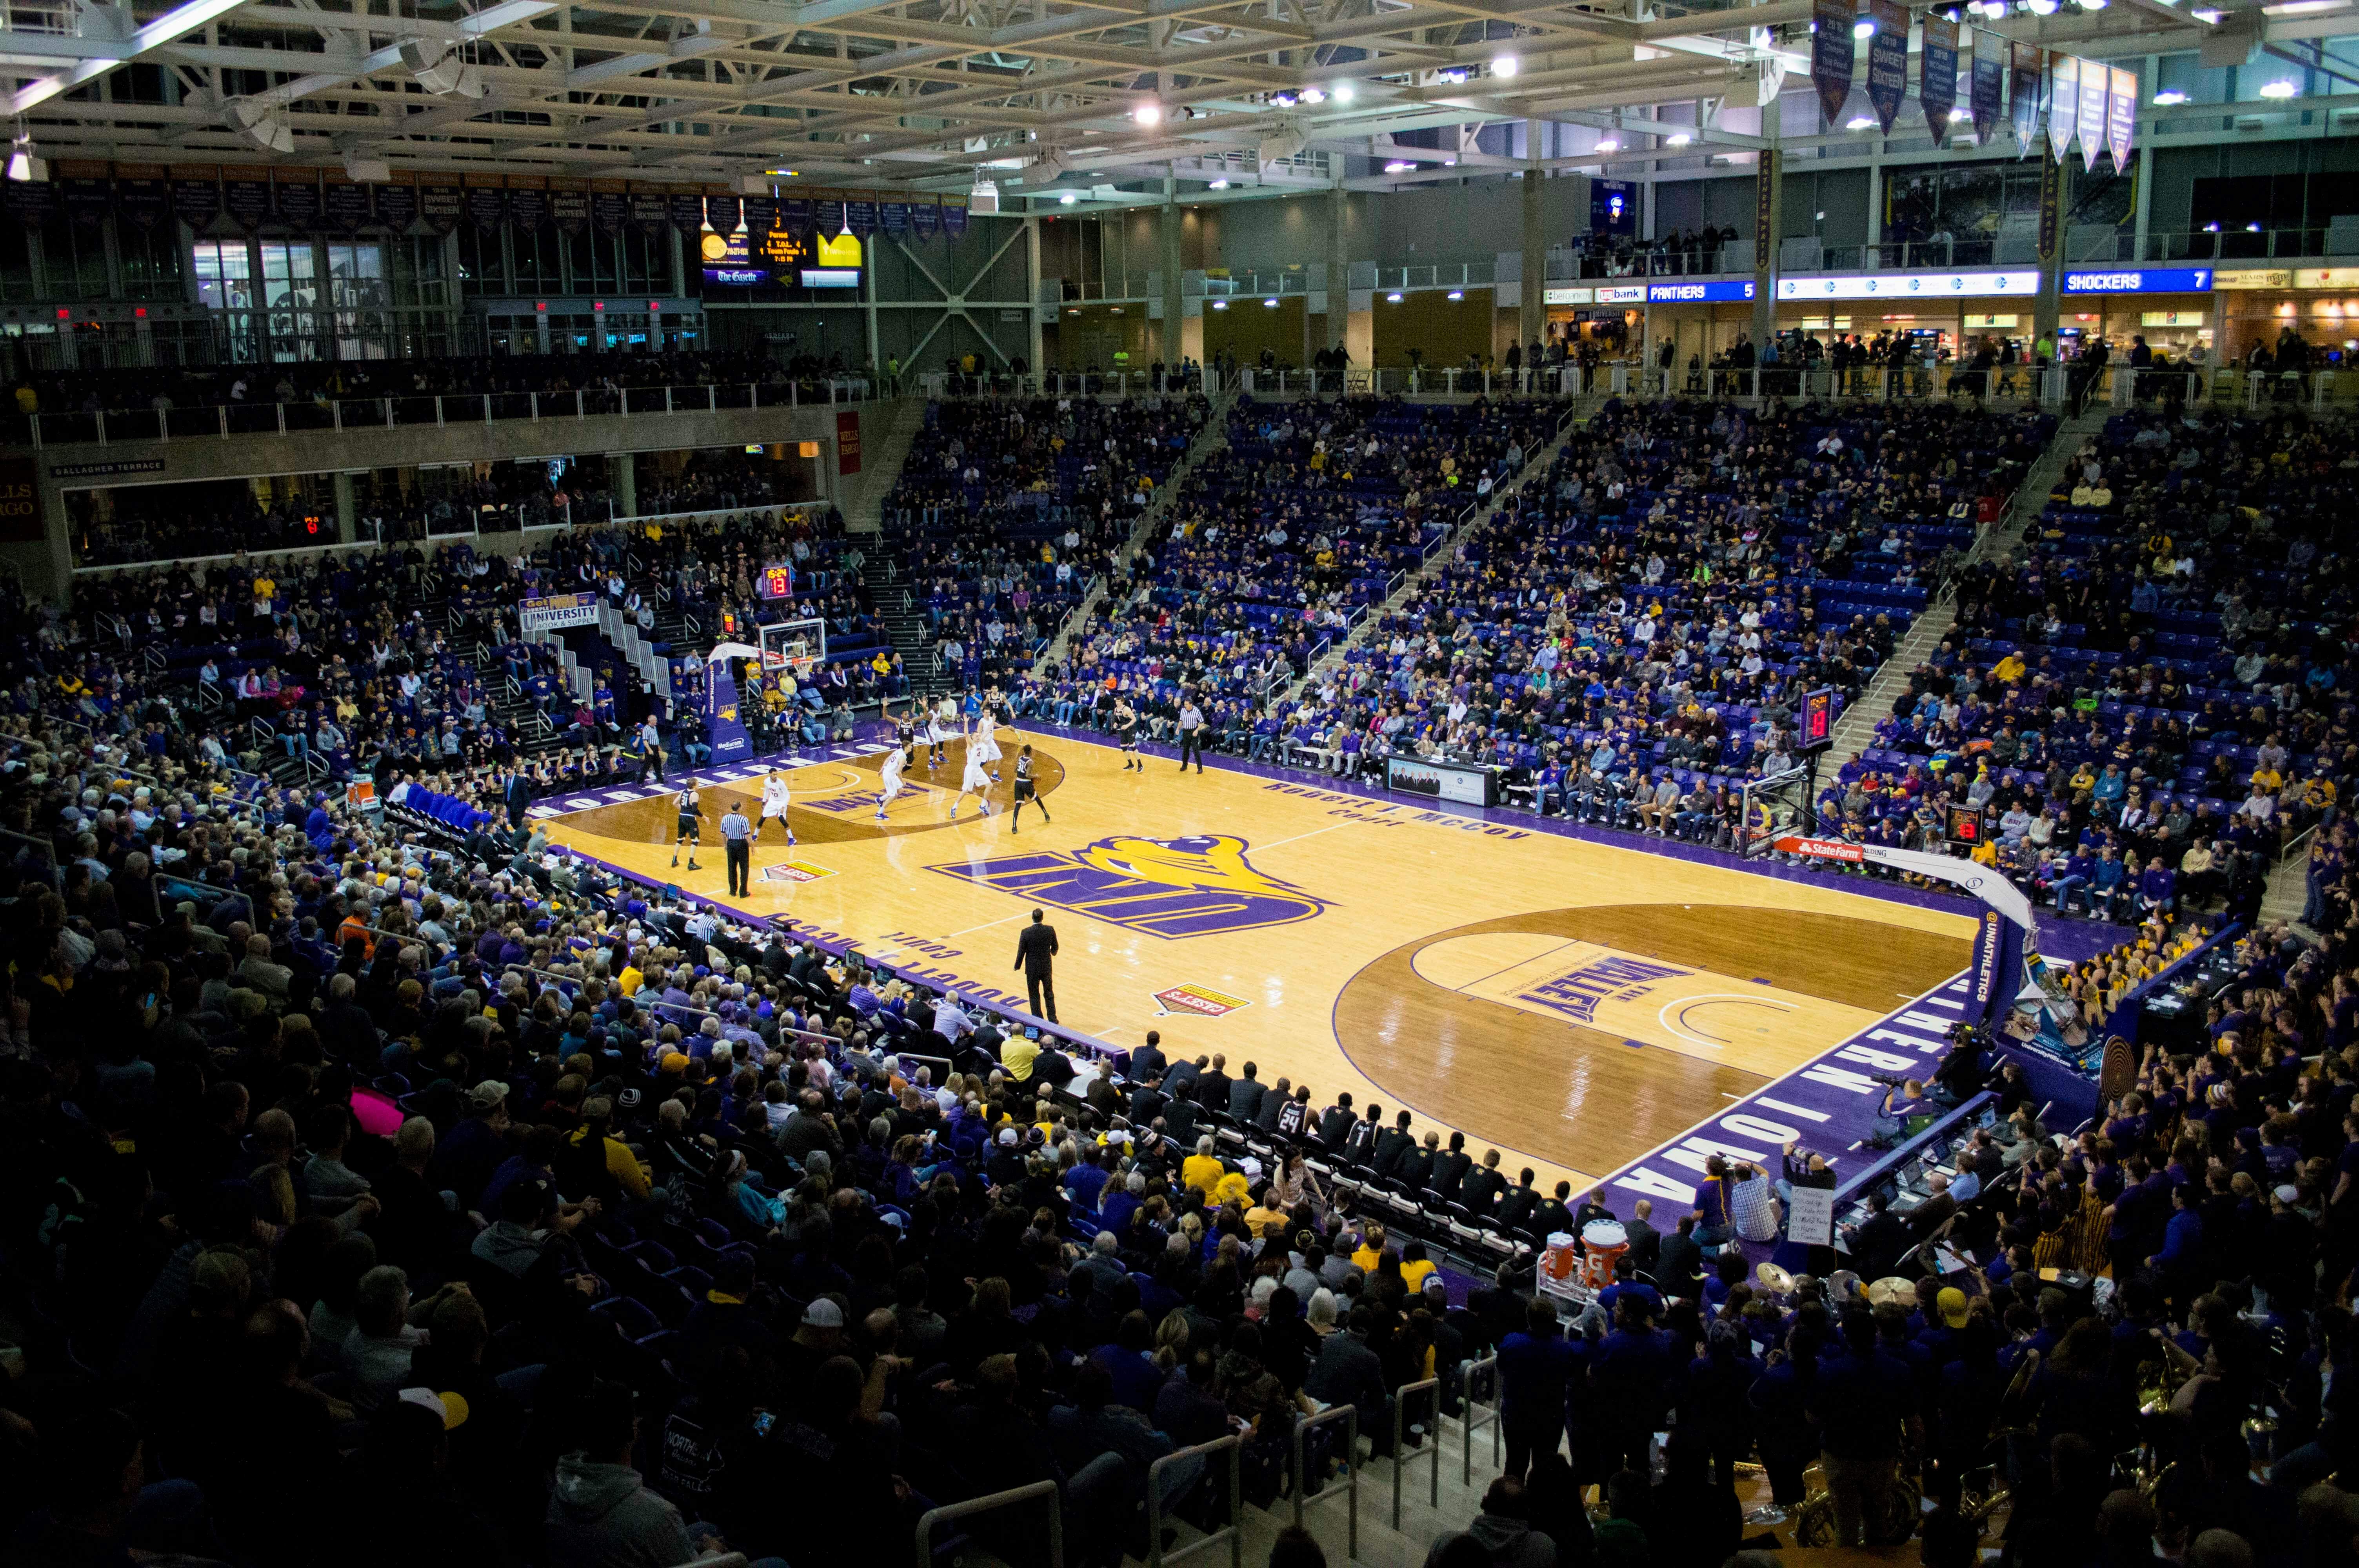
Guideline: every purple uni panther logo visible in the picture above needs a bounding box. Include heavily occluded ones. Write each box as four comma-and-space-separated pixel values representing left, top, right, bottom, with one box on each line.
927, 833, 1330, 940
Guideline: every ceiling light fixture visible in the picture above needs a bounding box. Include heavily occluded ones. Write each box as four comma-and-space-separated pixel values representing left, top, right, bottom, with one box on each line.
1666, 132, 1692, 147
1211, 299, 1228, 309
6, 134, 39, 183
1134, 102, 1163, 125
1492, 53, 1519, 77
1847, 113, 1877, 129
1059, 191, 1078, 204
1384, 159, 1415, 172
1334, 82, 1357, 103
1386, 291, 1403, 301
1301, 87, 1326, 103
1596, 137, 1620, 152
1447, 289, 1464, 299
2260, 77, 2300, 96
2153, 87, 2189, 103
1949, 106, 1972, 120
1263, 296, 1279, 307
1854, 17, 1876, 34
1209, 178, 1230, 189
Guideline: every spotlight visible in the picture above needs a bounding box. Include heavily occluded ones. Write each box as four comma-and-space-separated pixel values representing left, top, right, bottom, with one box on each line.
1596, 137, 1620, 152
1948, 106, 1972, 121
1300, 87, 1325, 104
1272, 91, 1298, 107
1854, 17, 1876, 34
1209, 178, 1230, 189
1386, 291, 1403, 301
1447, 289, 1464, 299
1666, 132, 1692, 147
1847, 114, 1877, 129
1059, 192, 1078, 204
1134, 102, 1163, 125
1211, 300, 1228, 309
2259, 78, 2299, 97
2153, 89, 2188, 104
6, 135, 41, 183
231, 98, 295, 154
1492, 53, 1519, 77
1334, 82, 1356, 103
1384, 160, 1415, 172
1263, 297, 1279, 307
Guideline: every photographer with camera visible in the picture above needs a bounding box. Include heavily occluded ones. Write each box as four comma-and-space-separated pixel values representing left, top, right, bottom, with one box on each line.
1930, 1023, 1992, 1107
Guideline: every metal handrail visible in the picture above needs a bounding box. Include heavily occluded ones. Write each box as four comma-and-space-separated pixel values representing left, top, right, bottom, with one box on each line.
1460, 1356, 1501, 1487
1389, 1376, 1441, 1529
1290, 1402, 1358, 1561
912, 1478, 1062, 1568
1145, 1433, 1243, 1568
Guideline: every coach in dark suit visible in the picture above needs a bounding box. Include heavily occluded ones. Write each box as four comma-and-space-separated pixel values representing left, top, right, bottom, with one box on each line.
1012, 907, 1060, 1021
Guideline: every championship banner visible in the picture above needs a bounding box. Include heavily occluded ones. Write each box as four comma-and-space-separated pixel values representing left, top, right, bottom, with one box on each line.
374, 178, 419, 234
777, 196, 810, 235
814, 197, 846, 234
845, 197, 878, 236
1920, 14, 1959, 146
550, 180, 590, 234
2, 176, 57, 225
61, 167, 112, 228
2108, 65, 2138, 169
115, 166, 169, 233
464, 177, 507, 232
669, 192, 706, 235
2048, 54, 2078, 164
2079, 60, 2109, 173
323, 176, 373, 231
224, 174, 273, 232
627, 189, 667, 234
1865, 0, 1909, 135
943, 201, 968, 238
745, 194, 778, 238
706, 192, 740, 234
507, 180, 548, 233
912, 200, 940, 239
274, 170, 322, 230
591, 180, 629, 234
2010, 42, 2044, 152
518, 592, 600, 633
1970, 31, 2004, 145
171, 169, 221, 230
881, 200, 911, 238
1812, 0, 1857, 125
420, 176, 464, 235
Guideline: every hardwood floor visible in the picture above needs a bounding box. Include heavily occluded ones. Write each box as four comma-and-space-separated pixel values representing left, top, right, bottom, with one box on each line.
539, 732, 1972, 1189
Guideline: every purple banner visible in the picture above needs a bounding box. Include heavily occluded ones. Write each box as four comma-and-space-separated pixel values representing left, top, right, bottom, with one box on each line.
779, 196, 811, 236
171, 175, 220, 230
374, 182, 418, 234
591, 189, 629, 235
2012, 43, 2044, 154
507, 184, 548, 232
2079, 59, 2108, 173
912, 201, 939, 240
2108, 65, 2138, 170
845, 198, 878, 236
669, 192, 705, 234
1812, 0, 1856, 125
627, 191, 667, 234
880, 200, 911, 238
116, 176, 168, 233
551, 185, 589, 235
63, 176, 111, 228
465, 182, 507, 232
943, 202, 967, 239
419, 179, 463, 235
2048, 54, 2077, 164
323, 179, 373, 231
815, 197, 845, 235
1971, 34, 2005, 146
223, 177, 273, 232
1865, 0, 1908, 136
274, 174, 322, 230
743, 194, 776, 237
1921, 15, 1959, 146
4, 178, 58, 226
706, 192, 740, 234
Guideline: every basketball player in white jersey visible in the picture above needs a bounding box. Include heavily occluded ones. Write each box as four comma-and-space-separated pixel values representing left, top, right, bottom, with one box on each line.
972, 708, 1003, 783
760, 771, 795, 849
949, 742, 993, 821
927, 695, 956, 769
874, 742, 906, 821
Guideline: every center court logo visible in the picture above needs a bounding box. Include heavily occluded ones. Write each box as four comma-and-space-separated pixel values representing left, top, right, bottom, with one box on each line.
928, 834, 1329, 940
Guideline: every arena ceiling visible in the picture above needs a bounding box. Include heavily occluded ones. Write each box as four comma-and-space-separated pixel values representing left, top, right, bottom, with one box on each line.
0, 0, 2339, 201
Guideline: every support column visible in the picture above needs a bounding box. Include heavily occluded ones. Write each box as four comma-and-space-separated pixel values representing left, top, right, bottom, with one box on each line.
1518, 120, 1545, 356
333, 470, 357, 545
1160, 178, 1183, 370
1328, 181, 1350, 354
612, 451, 637, 519
1752, 145, 1783, 352
1025, 214, 1046, 376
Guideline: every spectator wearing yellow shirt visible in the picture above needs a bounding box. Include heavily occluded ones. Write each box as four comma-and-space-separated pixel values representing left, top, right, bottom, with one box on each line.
1182, 1136, 1225, 1200
1350, 1223, 1390, 1273
568, 1097, 651, 1200
1991, 650, 2027, 685
1399, 1240, 1437, 1294
617, 962, 644, 996
1002, 1033, 1041, 1082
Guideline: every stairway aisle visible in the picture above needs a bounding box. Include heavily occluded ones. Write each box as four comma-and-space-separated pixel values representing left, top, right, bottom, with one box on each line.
1820, 407, 2105, 774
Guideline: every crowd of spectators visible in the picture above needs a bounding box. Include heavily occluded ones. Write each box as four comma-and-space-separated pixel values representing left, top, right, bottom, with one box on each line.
1843, 406, 2357, 926
889, 392, 1209, 694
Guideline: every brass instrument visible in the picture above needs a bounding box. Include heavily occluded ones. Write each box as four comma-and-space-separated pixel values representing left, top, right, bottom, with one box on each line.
1990, 1347, 2043, 1441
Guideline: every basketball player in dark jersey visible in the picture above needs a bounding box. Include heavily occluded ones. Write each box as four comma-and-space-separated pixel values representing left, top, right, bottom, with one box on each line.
891, 705, 918, 765
670, 784, 702, 870
1114, 697, 1142, 772
1009, 744, 1050, 833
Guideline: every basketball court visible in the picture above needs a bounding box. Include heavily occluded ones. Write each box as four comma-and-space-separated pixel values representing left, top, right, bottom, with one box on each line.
536, 731, 1976, 1192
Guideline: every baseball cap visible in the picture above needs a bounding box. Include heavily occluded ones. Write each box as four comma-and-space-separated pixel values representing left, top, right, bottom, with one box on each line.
398, 1387, 471, 1429
660, 1052, 692, 1074
468, 1080, 510, 1111
801, 1298, 845, 1330
1936, 1287, 1969, 1329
